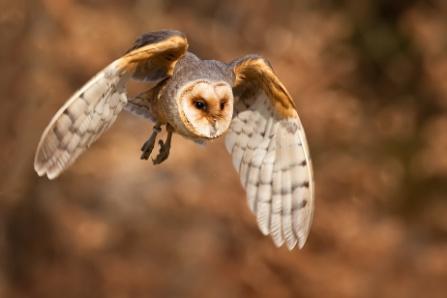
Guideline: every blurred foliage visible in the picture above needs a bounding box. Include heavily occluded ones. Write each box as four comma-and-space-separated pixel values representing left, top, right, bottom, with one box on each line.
0, 0, 446, 297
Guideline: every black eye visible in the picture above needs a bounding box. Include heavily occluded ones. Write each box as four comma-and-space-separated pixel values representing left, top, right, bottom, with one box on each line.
220, 102, 225, 110
194, 100, 207, 111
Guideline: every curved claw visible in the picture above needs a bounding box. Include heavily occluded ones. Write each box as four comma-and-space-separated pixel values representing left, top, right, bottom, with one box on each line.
152, 140, 170, 165
152, 130, 173, 165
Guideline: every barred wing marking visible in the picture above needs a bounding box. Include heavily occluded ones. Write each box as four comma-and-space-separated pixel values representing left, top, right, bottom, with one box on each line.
226, 56, 314, 250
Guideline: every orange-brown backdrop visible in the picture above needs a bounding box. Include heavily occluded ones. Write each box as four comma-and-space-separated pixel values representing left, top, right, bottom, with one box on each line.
1, 0, 446, 297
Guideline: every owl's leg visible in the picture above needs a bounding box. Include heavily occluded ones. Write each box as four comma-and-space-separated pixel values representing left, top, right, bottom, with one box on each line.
140, 123, 162, 160
152, 124, 173, 165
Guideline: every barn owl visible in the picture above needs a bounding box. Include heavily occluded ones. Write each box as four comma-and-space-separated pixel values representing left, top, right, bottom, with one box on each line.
34, 30, 314, 250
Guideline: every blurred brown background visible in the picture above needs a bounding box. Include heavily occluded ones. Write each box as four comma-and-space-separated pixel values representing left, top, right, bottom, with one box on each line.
1, 0, 447, 297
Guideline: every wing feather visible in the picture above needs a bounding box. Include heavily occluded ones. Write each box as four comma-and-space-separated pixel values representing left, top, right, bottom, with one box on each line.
34, 63, 127, 179
226, 55, 314, 250
34, 30, 188, 179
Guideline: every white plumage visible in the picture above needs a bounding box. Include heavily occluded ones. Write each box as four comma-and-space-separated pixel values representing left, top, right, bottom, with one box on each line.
225, 92, 313, 250
34, 62, 128, 179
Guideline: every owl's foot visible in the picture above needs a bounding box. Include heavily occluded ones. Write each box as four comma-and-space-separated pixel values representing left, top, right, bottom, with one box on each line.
140, 124, 162, 160
152, 127, 173, 165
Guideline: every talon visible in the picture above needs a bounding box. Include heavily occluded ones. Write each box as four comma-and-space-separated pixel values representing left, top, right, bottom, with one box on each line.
152, 128, 173, 165
152, 145, 169, 164
140, 124, 161, 160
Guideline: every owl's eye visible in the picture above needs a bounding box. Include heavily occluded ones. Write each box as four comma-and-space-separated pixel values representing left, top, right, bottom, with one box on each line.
194, 99, 207, 111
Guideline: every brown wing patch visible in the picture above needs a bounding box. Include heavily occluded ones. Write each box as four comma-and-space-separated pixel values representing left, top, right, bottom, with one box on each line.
119, 33, 188, 80
233, 57, 297, 118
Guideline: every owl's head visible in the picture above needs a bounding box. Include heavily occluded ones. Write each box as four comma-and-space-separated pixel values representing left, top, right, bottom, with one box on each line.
177, 80, 234, 139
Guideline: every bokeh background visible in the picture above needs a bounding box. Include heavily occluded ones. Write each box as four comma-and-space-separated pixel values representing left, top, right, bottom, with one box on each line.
1, 0, 447, 297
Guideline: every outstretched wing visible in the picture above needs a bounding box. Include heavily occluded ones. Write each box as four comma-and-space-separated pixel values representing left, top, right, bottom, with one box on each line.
225, 55, 314, 250
34, 30, 188, 179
